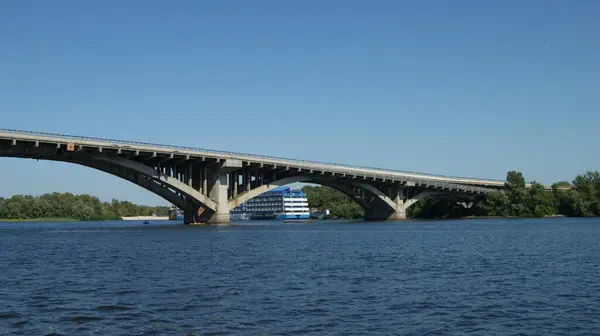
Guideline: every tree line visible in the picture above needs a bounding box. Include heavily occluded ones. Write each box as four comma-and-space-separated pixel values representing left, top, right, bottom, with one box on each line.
409, 170, 600, 219
3, 170, 598, 221
0, 192, 170, 221
304, 170, 600, 220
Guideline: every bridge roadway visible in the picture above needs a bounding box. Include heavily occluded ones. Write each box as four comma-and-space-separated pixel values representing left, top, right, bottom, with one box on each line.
0, 128, 509, 224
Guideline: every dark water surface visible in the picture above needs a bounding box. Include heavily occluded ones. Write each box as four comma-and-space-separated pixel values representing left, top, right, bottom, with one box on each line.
1, 218, 600, 335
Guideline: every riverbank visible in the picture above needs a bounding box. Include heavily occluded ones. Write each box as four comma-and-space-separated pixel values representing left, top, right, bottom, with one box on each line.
0, 217, 80, 222
121, 216, 169, 220
0, 217, 171, 223
461, 214, 566, 219
403, 215, 568, 221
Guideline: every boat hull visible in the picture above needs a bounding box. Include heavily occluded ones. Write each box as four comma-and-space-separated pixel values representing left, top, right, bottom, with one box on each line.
249, 213, 310, 220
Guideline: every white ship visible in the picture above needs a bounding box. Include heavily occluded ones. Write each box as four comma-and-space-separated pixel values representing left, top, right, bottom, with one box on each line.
230, 186, 310, 220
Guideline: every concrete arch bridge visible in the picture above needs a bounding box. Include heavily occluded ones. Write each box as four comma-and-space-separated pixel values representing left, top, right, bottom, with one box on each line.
0, 129, 509, 224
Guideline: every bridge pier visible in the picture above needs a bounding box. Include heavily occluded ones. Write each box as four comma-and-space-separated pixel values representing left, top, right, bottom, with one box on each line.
387, 204, 408, 220
363, 185, 420, 221
363, 201, 420, 221
364, 203, 408, 221
208, 171, 230, 224
203, 159, 242, 224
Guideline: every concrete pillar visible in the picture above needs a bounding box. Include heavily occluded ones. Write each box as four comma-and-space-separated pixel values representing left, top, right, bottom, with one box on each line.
192, 165, 201, 192
208, 170, 230, 224
233, 172, 238, 197
202, 167, 208, 196
458, 201, 473, 208
387, 204, 407, 220
389, 185, 408, 220
187, 165, 193, 187
203, 159, 242, 224
246, 170, 252, 191
364, 203, 407, 221
364, 185, 408, 221
244, 171, 250, 193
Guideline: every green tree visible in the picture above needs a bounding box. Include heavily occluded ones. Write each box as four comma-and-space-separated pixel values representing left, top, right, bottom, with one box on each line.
505, 171, 530, 217
570, 171, 600, 216
527, 182, 555, 217
476, 191, 510, 216
303, 185, 364, 219
0, 192, 170, 221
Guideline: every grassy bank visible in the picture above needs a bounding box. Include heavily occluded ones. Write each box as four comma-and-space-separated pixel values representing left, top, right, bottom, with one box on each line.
0, 217, 80, 222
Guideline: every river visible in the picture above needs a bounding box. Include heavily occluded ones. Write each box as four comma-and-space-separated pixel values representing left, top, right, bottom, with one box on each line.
1, 218, 599, 335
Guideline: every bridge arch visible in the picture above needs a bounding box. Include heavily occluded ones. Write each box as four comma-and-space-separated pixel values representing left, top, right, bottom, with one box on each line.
0, 151, 217, 213
228, 175, 409, 217
90, 156, 216, 210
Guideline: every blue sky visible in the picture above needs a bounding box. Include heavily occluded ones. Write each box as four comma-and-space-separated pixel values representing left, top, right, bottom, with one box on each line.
1, 0, 599, 205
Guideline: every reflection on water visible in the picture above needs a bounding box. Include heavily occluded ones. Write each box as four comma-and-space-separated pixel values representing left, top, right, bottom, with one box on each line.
1, 218, 600, 335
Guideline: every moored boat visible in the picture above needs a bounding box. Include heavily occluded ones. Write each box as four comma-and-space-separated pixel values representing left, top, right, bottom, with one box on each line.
230, 186, 310, 221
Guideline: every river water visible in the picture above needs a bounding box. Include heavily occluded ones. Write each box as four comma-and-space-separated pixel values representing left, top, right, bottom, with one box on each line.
1, 218, 600, 335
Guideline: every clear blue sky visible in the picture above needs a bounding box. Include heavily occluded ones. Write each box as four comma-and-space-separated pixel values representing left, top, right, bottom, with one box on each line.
1, 0, 598, 205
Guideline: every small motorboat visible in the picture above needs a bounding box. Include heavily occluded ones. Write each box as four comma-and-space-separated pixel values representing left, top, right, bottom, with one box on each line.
142, 220, 150, 224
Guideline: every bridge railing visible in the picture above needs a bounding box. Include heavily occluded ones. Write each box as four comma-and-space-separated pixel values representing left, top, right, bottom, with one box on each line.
0, 128, 500, 192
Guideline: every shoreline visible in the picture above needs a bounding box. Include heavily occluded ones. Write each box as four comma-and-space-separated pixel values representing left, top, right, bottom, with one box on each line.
460, 215, 566, 220
0, 217, 81, 223
0, 214, 572, 223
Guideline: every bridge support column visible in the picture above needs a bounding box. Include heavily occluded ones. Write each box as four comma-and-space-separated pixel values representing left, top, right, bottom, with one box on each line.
458, 201, 473, 208
364, 203, 407, 221
206, 159, 242, 224
389, 185, 408, 220
208, 171, 230, 224
387, 204, 407, 220
364, 185, 411, 221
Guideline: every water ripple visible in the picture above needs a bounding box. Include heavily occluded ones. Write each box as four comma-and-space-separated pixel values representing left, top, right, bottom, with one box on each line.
2, 218, 600, 334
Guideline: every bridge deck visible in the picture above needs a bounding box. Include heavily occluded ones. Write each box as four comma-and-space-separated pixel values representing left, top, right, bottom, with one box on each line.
0, 128, 508, 191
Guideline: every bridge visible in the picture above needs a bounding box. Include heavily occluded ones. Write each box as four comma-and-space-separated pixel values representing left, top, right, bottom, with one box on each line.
0, 128, 508, 224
